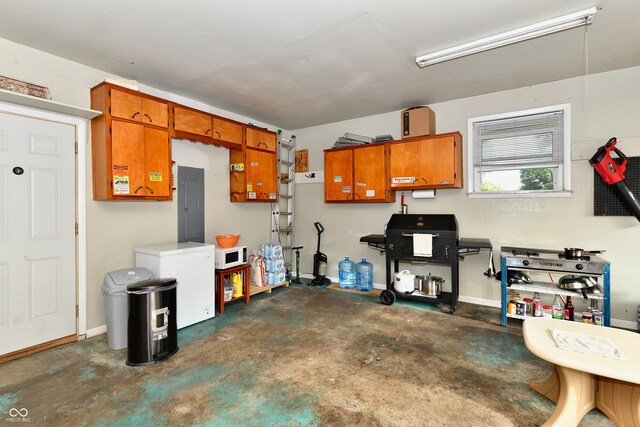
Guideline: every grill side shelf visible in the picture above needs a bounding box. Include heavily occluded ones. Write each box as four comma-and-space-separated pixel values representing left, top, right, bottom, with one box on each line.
360, 234, 386, 253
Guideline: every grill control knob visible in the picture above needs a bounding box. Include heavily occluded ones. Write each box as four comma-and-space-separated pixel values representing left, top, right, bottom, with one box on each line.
576, 264, 583, 270
523, 260, 529, 266
388, 243, 394, 250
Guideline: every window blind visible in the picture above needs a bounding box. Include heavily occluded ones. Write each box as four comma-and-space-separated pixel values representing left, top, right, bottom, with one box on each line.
473, 111, 564, 169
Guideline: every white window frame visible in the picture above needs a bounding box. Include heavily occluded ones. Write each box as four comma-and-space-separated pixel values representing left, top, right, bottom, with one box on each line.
467, 104, 572, 199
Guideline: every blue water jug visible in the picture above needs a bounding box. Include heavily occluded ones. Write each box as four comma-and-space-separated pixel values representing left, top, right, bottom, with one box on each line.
338, 256, 356, 289
356, 257, 373, 292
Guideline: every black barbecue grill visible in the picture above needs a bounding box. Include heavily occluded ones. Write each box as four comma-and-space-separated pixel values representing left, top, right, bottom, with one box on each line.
361, 214, 492, 313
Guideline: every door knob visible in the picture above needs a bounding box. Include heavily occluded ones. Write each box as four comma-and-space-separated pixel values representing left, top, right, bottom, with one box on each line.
13, 166, 24, 175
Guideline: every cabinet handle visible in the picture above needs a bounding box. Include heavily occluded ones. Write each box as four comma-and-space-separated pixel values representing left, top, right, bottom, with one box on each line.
144, 113, 152, 123
205, 129, 212, 135
134, 186, 143, 194
215, 131, 221, 139
131, 112, 140, 119
355, 193, 361, 198
258, 142, 268, 149
145, 186, 154, 195
420, 177, 428, 184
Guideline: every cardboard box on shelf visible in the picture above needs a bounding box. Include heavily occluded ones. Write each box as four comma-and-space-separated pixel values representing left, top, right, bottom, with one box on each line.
401, 106, 435, 138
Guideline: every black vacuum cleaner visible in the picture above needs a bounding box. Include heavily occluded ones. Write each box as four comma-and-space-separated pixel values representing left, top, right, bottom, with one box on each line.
310, 222, 330, 286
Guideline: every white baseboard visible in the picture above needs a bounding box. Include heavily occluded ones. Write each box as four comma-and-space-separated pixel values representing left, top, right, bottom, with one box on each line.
86, 324, 107, 338
458, 295, 501, 308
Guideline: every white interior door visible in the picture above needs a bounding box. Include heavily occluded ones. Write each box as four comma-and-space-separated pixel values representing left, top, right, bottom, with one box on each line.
0, 111, 77, 355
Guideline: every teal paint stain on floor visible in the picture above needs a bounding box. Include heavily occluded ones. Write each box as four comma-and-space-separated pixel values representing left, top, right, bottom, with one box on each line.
458, 330, 528, 370
0, 392, 19, 412
47, 365, 61, 375
205, 375, 319, 426
81, 366, 97, 381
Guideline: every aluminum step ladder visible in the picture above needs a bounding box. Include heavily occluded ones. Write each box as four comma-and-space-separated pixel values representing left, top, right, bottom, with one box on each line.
271, 130, 296, 271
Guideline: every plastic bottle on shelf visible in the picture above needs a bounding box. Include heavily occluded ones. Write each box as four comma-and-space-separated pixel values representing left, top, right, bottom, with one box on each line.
338, 256, 356, 289
564, 296, 575, 321
552, 295, 564, 319
533, 292, 542, 317
356, 257, 373, 292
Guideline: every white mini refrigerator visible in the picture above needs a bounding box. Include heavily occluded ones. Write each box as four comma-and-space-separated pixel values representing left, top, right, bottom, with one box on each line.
135, 242, 215, 329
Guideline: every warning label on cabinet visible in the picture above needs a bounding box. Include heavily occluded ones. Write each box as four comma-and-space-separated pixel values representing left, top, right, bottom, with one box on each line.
392, 176, 415, 184
113, 175, 130, 194
149, 171, 162, 182
342, 186, 351, 193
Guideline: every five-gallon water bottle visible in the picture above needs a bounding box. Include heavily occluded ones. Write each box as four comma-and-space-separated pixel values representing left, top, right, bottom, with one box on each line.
356, 257, 373, 292
338, 256, 356, 289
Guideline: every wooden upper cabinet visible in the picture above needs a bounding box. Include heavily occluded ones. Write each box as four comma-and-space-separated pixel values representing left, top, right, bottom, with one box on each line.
324, 143, 394, 203
173, 106, 212, 137
91, 83, 172, 201
325, 148, 353, 202
388, 132, 463, 189
213, 117, 243, 147
229, 147, 277, 202
110, 88, 168, 128
246, 127, 277, 152
354, 144, 392, 201
141, 98, 168, 127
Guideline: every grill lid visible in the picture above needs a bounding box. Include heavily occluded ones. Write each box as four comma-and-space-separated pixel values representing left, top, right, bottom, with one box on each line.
386, 214, 458, 238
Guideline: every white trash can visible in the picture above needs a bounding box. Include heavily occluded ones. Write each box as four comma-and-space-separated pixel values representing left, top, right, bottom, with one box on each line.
102, 267, 153, 350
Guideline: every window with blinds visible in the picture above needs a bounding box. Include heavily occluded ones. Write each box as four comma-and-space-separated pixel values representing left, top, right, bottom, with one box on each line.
467, 104, 571, 197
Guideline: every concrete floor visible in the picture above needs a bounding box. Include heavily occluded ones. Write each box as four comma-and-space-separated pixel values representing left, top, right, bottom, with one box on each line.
0, 283, 612, 426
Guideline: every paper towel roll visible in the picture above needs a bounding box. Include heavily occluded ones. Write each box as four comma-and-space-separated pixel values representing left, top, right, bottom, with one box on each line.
412, 190, 436, 199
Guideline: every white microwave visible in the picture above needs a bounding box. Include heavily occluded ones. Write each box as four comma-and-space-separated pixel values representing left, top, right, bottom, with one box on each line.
215, 245, 247, 269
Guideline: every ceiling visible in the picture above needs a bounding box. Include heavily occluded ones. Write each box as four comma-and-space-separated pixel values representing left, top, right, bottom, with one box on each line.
0, 0, 639, 130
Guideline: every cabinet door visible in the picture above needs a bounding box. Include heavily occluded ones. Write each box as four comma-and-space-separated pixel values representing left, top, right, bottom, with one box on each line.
144, 127, 170, 197
245, 148, 262, 200
246, 128, 276, 151
421, 135, 456, 186
354, 144, 387, 200
141, 98, 168, 128
388, 140, 421, 189
324, 149, 353, 201
110, 89, 142, 122
261, 150, 278, 201
213, 117, 243, 146
174, 107, 212, 137
111, 121, 145, 197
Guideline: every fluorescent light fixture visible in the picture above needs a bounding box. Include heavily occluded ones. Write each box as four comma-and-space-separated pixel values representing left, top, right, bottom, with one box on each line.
416, 7, 597, 67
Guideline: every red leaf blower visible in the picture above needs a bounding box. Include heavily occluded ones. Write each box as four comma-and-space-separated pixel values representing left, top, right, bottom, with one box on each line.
590, 137, 640, 221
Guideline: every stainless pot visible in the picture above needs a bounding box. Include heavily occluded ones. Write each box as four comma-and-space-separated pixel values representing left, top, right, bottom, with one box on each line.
423, 273, 444, 296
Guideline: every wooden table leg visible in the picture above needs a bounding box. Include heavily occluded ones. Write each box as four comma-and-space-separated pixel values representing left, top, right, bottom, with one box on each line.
533, 365, 596, 427
597, 377, 640, 427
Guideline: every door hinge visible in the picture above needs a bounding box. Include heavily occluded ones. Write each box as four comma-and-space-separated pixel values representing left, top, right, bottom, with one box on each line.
76, 305, 79, 318
74, 140, 78, 155
75, 223, 79, 236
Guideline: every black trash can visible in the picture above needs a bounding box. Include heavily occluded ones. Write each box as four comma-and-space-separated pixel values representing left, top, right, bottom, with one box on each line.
126, 278, 179, 366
